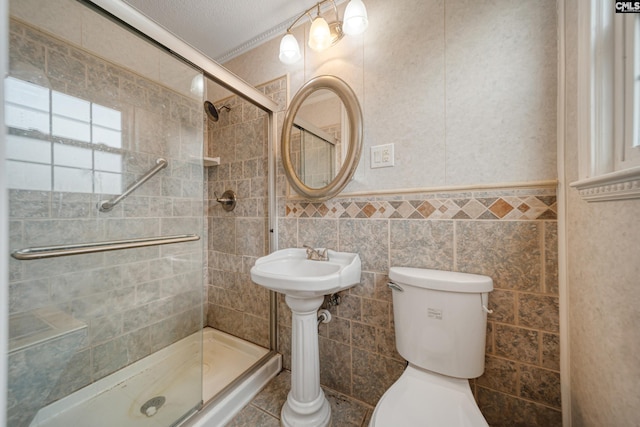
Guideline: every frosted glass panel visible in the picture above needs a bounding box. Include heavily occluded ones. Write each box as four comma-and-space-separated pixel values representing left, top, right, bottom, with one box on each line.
6, 160, 51, 191
92, 125, 122, 148
52, 116, 91, 142
52, 91, 90, 121
6, 6, 205, 427
54, 144, 93, 168
94, 171, 122, 194
92, 104, 121, 129
5, 77, 49, 111
6, 135, 51, 163
94, 151, 122, 172
53, 166, 93, 193
5, 104, 50, 134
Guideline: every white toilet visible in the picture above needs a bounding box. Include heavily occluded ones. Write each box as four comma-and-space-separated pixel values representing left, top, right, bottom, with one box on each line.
369, 267, 493, 427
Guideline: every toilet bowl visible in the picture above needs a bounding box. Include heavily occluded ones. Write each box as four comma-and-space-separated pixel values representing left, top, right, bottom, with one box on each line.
370, 365, 488, 427
369, 267, 493, 427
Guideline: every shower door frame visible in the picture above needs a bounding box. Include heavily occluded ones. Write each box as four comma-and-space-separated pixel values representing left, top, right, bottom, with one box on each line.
1, 0, 9, 426
83, 0, 280, 349
0, 0, 280, 422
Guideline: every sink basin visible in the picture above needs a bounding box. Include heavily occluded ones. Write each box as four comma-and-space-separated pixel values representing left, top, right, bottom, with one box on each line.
250, 248, 361, 298
251, 248, 361, 426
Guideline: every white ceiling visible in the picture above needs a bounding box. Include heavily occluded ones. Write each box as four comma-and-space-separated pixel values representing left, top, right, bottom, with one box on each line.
122, 0, 332, 63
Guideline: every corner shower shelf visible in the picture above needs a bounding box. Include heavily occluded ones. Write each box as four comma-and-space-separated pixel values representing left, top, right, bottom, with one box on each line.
203, 156, 220, 167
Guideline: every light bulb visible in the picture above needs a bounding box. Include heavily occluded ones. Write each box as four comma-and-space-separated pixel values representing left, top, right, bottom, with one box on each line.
279, 33, 302, 64
343, 0, 368, 35
308, 16, 332, 51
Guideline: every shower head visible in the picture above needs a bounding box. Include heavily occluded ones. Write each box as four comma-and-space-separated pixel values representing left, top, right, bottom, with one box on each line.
204, 101, 231, 122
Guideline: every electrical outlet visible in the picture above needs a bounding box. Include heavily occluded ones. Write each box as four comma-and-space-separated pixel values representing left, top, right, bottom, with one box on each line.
371, 144, 394, 168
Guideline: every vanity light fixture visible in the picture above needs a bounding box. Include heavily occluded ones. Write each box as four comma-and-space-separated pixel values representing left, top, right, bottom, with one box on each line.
279, 0, 368, 64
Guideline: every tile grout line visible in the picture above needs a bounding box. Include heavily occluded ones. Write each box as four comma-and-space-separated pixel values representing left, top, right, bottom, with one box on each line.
248, 402, 280, 423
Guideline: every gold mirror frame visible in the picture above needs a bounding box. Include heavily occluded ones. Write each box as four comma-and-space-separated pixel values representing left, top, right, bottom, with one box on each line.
282, 75, 363, 201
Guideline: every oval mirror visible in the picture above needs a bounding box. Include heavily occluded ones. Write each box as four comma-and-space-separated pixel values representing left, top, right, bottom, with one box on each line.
282, 75, 363, 200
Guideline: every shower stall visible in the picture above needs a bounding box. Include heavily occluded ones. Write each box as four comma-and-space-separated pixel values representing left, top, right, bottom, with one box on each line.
4, 1, 279, 426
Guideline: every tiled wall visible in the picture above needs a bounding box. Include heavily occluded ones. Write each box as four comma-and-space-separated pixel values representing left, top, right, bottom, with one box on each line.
7, 18, 203, 426
277, 189, 562, 426
205, 78, 286, 348
224, 71, 563, 427
219, 0, 561, 424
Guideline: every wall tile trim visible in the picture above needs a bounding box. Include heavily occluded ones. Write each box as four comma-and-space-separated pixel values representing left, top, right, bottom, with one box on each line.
285, 194, 557, 220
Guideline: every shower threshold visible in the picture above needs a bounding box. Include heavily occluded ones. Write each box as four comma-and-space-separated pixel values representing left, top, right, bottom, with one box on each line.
30, 327, 279, 427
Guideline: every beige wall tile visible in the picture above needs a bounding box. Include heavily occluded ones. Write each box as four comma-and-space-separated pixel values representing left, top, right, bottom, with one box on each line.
327, 316, 351, 345
544, 222, 559, 294
494, 324, 539, 364
337, 293, 362, 322
338, 219, 389, 272
242, 313, 269, 348
477, 355, 518, 395
375, 327, 402, 362
487, 289, 516, 324
298, 218, 338, 249
361, 298, 389, 329
457, 221, 542, 291
485, 322, 494, 354
389, 220, 454, 270
352, 348, 405, 406
520, 365, 561, 408
319, 337, 352, 396
351, 321, 376, 351
518, 293, 560, 333
542, 332, 560, 371
276, 191, 557, 425
477, 386, 562, 427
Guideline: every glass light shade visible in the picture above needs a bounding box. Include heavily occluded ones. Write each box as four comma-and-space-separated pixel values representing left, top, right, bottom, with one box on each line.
279, 33, 302, 64
308, 16, 332, 51
343, 0, 368, 35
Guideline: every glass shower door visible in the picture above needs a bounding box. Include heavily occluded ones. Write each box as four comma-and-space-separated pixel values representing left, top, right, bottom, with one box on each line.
6, 1, 204, 425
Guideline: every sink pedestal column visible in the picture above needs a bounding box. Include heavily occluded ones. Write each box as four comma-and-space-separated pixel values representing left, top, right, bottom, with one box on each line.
281, 294, 331, 427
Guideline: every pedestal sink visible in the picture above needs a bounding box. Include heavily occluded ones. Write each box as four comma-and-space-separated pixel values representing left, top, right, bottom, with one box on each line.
250, 248, 361, 427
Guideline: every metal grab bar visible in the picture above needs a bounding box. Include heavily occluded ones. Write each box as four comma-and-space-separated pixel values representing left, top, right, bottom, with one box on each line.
97, 158, 168, 212
11, 234, 200, 260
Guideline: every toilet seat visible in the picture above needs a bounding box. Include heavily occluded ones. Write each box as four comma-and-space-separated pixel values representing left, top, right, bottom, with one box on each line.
369, 365, 488, 427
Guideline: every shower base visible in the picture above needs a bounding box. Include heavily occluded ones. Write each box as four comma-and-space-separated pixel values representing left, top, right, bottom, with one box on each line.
29, 327, 277, 427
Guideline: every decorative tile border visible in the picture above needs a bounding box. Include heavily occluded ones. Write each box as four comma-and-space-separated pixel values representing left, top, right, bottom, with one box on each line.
285, 194, 557, 220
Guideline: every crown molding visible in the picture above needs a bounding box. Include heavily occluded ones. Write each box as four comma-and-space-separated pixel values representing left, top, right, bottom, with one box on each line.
215, 20, 291, 63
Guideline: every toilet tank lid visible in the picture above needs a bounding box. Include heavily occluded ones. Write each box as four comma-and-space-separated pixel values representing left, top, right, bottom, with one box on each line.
389, 267, 493, 293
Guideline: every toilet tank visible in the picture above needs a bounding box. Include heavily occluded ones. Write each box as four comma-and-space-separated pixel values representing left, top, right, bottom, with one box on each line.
389, 267, 493, 379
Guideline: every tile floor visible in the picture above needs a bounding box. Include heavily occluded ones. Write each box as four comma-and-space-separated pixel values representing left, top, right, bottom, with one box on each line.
226, 371, 373, 426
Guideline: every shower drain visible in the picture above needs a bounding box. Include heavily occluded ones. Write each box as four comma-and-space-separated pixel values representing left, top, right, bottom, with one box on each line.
140, 396, 166, 417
